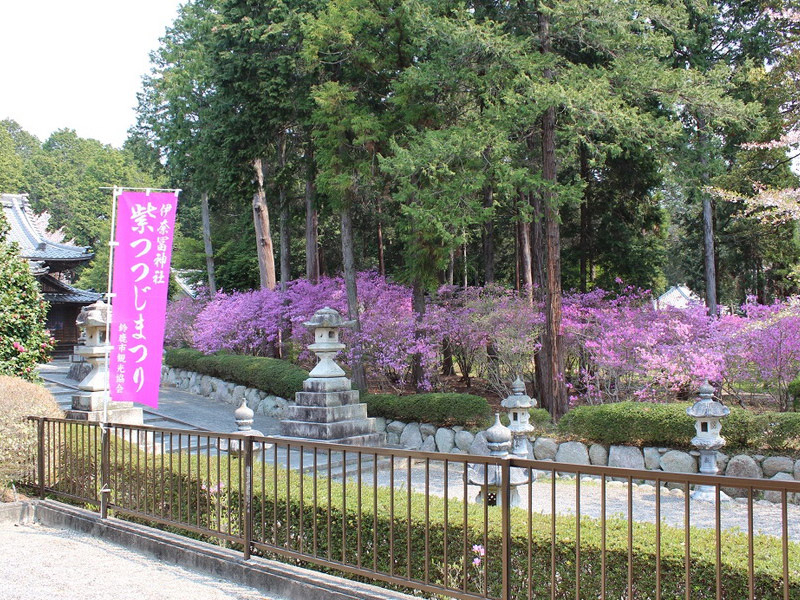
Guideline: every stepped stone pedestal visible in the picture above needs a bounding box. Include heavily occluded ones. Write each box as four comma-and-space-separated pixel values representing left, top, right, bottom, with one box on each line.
279, 307, 384, 447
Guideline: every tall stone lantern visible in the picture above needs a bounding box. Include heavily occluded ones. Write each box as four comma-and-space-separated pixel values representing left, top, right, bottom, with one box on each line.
686, 381, 730, 502
501, 376, 535, 459
66, 300, 142, 424
279, 307, 385, 446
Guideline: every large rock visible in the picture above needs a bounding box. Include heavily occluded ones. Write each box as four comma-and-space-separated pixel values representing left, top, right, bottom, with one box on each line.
373, 417, 387, 433
469, 431, 490, 456
232, 385, 247, 403
660, 450, 697, 473
533, 437, 558, 460
795, 460, 800, 481
387, 420, 406, 434
200, 375, 213, 396
455, 430, 474, 452
723, 454, 763, 498
555, 441, 590, 465
644, 447, 661, 470
419, 423, 437, 438
421, 435, 437, 453
435, 428, 456, 453
763, 473, 796, 504
608, 446, 645, 470
762, 456, 794, 478
589, 444, 608, 466
400, 423, 423, 450
387, 432, 400, 446
716, 451, 729, 473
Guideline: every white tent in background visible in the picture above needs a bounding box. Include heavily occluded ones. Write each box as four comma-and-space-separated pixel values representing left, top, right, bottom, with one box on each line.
654, 285, 702, 309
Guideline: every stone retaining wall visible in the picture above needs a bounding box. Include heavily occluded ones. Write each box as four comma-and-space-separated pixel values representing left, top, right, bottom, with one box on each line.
161, 366, 289, 418
377, 420, 800, 501
162, 366, 799, 501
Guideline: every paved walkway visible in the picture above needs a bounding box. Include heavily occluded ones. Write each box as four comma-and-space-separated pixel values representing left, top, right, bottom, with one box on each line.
39, 360, 281, 435
0, 521, 278, 600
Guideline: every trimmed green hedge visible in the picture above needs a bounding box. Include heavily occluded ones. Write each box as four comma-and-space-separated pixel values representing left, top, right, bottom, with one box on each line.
558, 401, 800, 453
164, 348, 309, 400
363, 393, 491, 428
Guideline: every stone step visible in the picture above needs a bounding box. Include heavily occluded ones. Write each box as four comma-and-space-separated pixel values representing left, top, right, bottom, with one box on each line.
328, 432, 386, 447
279, 417, 378, 441
284, 403, 367, 423
294, 390, 361, 408
302, 377, 352, 393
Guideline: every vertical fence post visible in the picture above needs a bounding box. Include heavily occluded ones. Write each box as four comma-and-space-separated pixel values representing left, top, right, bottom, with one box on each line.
100, 424, 111, 519
243, 436, 253, 560
37, 418, 46, 499
501, 457, 512, 600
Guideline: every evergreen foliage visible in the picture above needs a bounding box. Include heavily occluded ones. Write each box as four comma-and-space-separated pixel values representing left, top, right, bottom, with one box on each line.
0, 212, 54, 380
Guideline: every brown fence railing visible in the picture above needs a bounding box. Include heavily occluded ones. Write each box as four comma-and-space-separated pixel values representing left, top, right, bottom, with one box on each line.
20, 417, 800, 599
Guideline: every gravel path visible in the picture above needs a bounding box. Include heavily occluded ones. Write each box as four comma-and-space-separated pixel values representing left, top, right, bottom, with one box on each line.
0, 522, 279, 600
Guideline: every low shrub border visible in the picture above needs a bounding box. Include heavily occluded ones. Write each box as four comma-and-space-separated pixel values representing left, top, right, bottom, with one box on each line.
363, 393, 491, 428
164, 349, 309, 400
558, 401, 800, 455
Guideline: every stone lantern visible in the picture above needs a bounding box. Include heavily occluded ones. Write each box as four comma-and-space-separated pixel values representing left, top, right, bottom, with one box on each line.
686, 381, 730, 502
279, 307, 384, 446
468, 413, 529, 507
66, 300, 142, 424
501, 376, 535, 459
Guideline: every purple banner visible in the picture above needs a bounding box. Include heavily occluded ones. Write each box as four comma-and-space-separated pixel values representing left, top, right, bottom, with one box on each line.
109, 191, 178, 408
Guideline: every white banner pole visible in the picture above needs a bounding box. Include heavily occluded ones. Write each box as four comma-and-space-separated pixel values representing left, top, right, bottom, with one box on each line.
102, 186, 121, 425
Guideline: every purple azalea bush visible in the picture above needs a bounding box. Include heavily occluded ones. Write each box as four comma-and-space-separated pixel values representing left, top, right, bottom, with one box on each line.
165, 273, 800, 407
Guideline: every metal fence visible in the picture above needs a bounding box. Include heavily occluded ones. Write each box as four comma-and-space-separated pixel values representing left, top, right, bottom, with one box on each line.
21, 417, 800, 599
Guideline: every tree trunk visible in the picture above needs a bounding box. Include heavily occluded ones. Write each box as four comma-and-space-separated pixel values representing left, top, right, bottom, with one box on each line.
252, 158, 277, 291
200, 191, 216, 295
305, 161, 319, 284
462, 239, 468, 288
702, 195, 717, 315
579, 144, 590, 293
447, 249, 454, 286
538, 7, 568, 420
698, 120, 718, 316
519, 198, 534, 305
482, 184, 495, 284
377, 196, 385, 277
278, 136, 290, 292
441, 337, 454, 376
341, 204, 367, 391
410, 277, 426, 390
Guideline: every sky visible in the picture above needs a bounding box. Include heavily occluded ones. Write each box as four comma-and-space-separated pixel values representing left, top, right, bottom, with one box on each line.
0, 1, 185, 149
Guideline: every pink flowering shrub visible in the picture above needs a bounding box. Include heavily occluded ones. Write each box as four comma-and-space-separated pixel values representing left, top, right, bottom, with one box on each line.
164, 294, 208, 348
165, 271, 800, 408
725, 299, 800, 410
563, 288, 730, 403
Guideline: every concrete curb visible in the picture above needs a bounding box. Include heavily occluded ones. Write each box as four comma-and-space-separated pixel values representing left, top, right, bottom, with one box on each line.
2, 500, 413, 600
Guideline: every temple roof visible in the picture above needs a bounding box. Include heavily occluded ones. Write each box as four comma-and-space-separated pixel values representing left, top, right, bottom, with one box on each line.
39, 273, 103, 305
2, 193, 94, 268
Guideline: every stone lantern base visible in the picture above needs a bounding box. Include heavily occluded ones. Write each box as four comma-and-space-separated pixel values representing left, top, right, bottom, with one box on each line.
280, 376, 385, 446
66, 391, 143, 425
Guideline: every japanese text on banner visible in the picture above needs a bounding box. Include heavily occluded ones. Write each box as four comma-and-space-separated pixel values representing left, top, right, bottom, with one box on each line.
109, 191, 178, 408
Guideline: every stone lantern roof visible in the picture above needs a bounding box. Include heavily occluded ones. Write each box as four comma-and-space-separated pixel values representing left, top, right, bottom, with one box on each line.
303, 306, 355, 329
501, 377, 535, 409
686, 381, 730, 419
